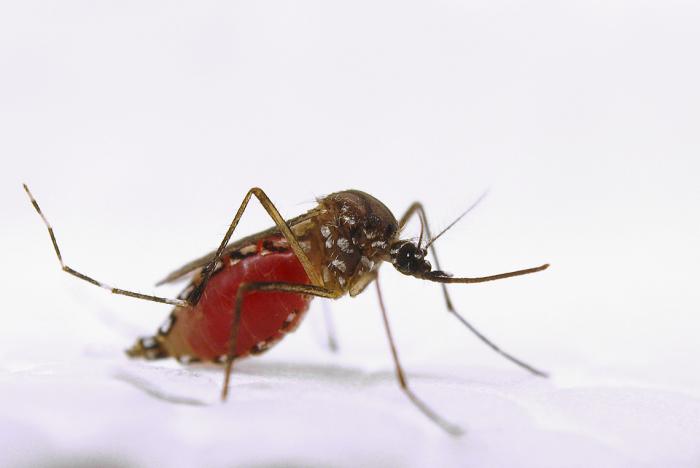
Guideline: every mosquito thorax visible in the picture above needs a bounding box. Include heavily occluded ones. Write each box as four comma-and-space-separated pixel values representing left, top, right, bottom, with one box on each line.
389, 240, 432, 277
314, 190, 399, 292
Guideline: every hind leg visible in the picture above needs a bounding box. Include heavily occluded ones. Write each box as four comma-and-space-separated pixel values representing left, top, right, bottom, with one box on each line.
24, 184, 188, 307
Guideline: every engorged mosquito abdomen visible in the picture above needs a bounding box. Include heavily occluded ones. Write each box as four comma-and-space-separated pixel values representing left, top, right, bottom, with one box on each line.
162, 249, 312, 362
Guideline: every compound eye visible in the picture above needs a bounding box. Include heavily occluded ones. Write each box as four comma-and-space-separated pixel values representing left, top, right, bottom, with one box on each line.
398, 243, 415, 264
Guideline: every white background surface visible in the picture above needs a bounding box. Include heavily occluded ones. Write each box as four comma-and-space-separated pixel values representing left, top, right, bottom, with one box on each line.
1, 1, 699, 467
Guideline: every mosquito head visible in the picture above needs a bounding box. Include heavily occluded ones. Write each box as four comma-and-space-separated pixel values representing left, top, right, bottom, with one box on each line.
389, 240, 432, 277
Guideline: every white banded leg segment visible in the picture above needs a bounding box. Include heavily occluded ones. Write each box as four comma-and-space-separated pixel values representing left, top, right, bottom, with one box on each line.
24, 183, 188, 308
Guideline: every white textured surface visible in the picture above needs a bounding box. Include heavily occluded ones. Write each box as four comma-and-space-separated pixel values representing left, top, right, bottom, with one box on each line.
2, 1, 700, 467
3, 340, 700, 467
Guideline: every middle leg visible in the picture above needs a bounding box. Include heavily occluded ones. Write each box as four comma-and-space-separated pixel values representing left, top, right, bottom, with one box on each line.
374, 273, 463, 435
222, 282, 341, 400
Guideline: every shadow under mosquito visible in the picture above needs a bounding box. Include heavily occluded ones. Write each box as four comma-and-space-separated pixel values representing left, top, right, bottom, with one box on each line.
114, 358, 543, 407
113, 371, 209, 406
190, 359, 515, 388
236, 360, 397, 385
113, 361, 393, 407
241, 359, 543, 385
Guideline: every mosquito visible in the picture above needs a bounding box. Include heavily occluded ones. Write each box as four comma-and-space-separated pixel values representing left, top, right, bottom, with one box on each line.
24, 184, 549, 435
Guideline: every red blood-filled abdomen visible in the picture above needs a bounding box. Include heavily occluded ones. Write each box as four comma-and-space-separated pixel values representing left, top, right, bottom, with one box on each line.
175, 250, 312, 361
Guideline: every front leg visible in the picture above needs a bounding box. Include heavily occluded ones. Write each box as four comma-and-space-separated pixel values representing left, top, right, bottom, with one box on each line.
399, 200, 548, 377
374, 272, 463, 435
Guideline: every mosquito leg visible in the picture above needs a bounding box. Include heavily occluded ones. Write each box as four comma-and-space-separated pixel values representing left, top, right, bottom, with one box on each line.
399, 201, 548, 378
221, 282, 341, 400
322, 300, 340, 353
190, 187, 324, 305
374, 273, 463, 436
399, 202, 456, 310
23, 184, 187, 307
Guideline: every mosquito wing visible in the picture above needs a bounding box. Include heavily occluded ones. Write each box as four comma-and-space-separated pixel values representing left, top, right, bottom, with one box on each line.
155, 210, 320, 286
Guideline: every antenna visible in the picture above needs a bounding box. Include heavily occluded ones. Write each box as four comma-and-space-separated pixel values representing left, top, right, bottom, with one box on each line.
425, 189, 489, 248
